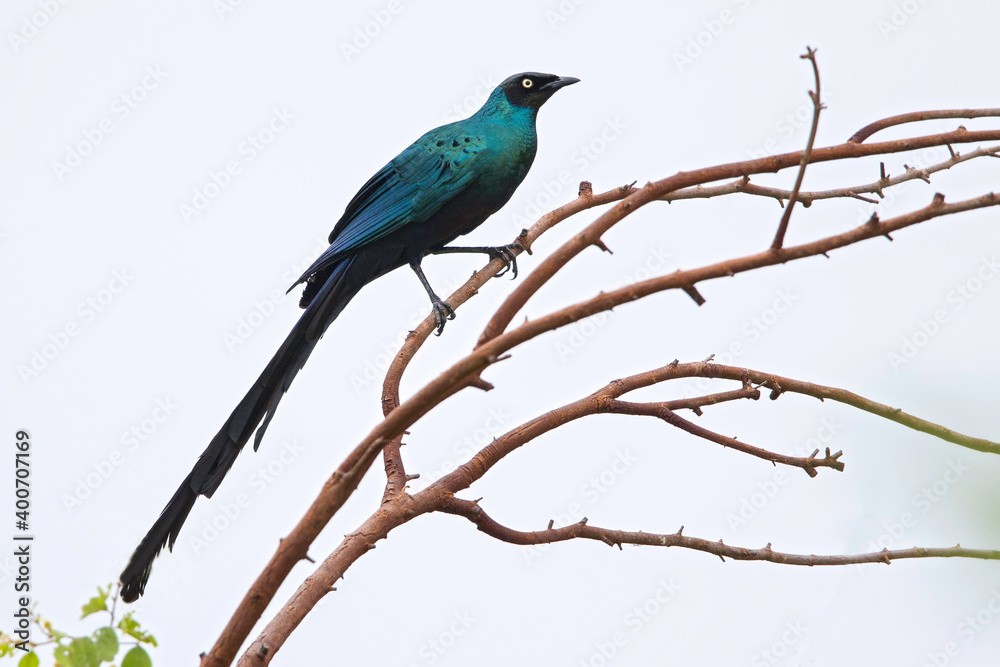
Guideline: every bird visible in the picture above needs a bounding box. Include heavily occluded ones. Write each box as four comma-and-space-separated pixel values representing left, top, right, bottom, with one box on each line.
119, 71, 579, 602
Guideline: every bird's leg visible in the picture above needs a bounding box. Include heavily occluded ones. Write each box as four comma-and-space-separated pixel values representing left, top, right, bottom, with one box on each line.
432, 242, 524, 279
409, 256, 455, 336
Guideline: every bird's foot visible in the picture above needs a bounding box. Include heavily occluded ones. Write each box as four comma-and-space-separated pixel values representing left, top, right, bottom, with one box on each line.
486, 243, 523, 279
431, 298, 456, 336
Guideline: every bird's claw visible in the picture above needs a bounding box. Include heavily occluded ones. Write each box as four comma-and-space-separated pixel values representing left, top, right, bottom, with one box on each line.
431, 298, 456, 336
487, 242, 523, 279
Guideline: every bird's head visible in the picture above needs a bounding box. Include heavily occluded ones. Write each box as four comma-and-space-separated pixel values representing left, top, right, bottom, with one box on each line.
498, 72, 580, 109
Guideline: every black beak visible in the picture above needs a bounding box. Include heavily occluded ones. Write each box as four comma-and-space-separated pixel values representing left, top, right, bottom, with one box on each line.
541, 76, 580, 92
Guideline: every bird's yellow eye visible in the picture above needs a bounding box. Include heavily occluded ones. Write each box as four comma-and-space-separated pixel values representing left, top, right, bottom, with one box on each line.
522, 78, 533, 88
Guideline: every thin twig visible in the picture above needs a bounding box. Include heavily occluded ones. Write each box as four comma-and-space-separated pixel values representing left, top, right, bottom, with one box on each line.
660, 143, 1000, 207
772, 47, 822, 250
849, 108, 1000, 144
440, 497, 1000, 565
607, 400, 843, 477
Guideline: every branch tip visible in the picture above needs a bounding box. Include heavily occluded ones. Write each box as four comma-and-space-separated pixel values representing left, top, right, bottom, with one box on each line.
683, 285, 706, 306
593, 238, 612, 253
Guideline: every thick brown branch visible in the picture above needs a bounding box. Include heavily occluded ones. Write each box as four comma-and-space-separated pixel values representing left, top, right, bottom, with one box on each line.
380, 182, 637, 415
236, 351, 999, 663
201, 436, 386, 667
467, 192, 1000, 402
203, 183, 635, 666
478, 125, 1000, 346
219, 126, 1000, 666
440, 497, 1000, 565
222, 188, 999, 666
432, 361, 996, 497
380, 434, 407, 503
237, 496, 429, 667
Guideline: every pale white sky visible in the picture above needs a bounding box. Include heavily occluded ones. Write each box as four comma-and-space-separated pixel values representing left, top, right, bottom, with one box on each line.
4, 0, 1000, 665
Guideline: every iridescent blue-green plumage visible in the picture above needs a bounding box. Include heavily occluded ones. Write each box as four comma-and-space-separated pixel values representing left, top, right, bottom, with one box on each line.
293, 83, 543, 301
120, 72, 578, 602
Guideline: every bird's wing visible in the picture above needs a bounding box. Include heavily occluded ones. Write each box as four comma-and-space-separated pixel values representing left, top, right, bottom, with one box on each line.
290, 128, 487, 289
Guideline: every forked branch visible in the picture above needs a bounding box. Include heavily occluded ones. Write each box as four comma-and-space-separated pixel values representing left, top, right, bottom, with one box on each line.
201, 67, 1000, 664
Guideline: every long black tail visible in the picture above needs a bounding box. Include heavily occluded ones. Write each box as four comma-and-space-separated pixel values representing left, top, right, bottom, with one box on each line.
120, 256, 360, 602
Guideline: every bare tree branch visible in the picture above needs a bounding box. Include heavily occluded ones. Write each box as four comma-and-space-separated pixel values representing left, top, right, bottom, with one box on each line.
205, 98, 1000, 664
433, 361, 997, 498
772, 47, 823, 250
236, 351, 1000, 663
849, 108, 1000, 144
661, 142, 1000, 209
200, 182, 636, 667
609, 400, 844, 477
224, 186, 1000, 664
439, 497, 1000, 565
477, 126, 1000, 346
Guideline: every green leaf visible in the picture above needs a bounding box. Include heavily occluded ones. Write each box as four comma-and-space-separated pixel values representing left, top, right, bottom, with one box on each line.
117, 613, 157, 647
18, 652, 40, 667
54, 644, 74, 667
92, 627, 118, 662
121, 646, 152, 667
80, 586, 109, 619
68, 637, 100, 667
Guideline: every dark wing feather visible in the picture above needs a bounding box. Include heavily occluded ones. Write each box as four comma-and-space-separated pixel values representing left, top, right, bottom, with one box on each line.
290, 129, 486, 290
